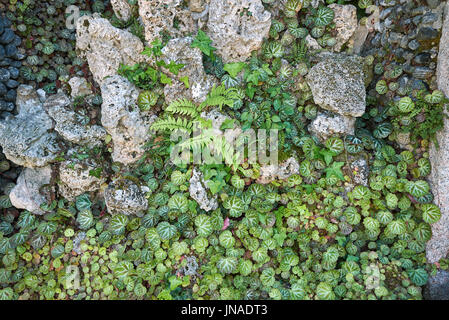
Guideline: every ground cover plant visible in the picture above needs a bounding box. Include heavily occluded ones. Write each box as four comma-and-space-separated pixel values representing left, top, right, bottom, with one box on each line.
0, 0, 447, 300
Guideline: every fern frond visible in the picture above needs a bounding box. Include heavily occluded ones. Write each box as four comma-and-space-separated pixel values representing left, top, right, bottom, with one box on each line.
178, 133, 241, 170
178, 132, 215, 150
200, 84, 240, 110
150, 116, 193, 133
166, 98, 199, 118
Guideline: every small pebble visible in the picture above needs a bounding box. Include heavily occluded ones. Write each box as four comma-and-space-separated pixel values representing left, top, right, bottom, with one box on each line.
4, 89, 16, 102
408, 39, 420, 50
7, 67, 18, 79
413, 52, 432, 65
0, 29, 15, 45
412, 16, 422, 25
422, 13, 438, 25
0, 68, 10, 81
413, 66, 433, 79
5, 79, 19, 89
0, 100, 14, 112
4, 44, 17, 58
417, 27, 439, 40
0, 83, 6, 96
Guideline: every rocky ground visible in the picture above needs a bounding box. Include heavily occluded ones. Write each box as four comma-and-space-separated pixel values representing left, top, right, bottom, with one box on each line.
0, 0, 449, 300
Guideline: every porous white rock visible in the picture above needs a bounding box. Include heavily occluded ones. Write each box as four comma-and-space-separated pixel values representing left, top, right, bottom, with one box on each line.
328, 4, 358, 52
349, 157, 369, 187
189, 0, 207, 12
306, 53, 366, 117
76, 14, 146, 85
207, 0, 271, 63
45, 92, 107, 147
189, 168, 218, 212
104, 179, 149, 216
162, 37, 216, 104
200, 109, 242, 144
138, 0, 196, 45
257, 157, 300, 184
305, 35, 322, 51
68, 77, 93, 98
9, 166, 52, 215
308, 111, 356, 142
0, 85, 61, 168
111, 0, 133, 21
58, 153, 107, 201
100, 75, 157, 165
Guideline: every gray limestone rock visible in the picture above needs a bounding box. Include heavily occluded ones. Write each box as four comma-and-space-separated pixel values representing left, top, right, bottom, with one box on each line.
308, 111, 356, 142
104, 179, 149, 216
76, 14, 147, 85
45, 92, 107, 147
427, 1, 449, 264
162, 37, 217, 104
328, 4, 358, 52
257, 157, 300, 184
100, 75, 157, 165
306, 54, 366, 117
9, 166, 52, 215
68, 77, 93, 98
207, 0, 271, 63
189, 168, 218, 212
58, 152, 107, 201
0, 86, 61, 168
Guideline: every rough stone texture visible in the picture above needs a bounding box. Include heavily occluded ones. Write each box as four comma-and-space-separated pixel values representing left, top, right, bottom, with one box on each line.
207, 0, 271, 63
189, 0, 207, 13
162, 37, 216, 104
351, 24, 369, 55
328, 4, 358, 52
9, 166, 52, 215
189, 168, 218, 212
45, 92, 107, 147
427, 2, 449, 264
138, 0, 196, 45
14, 84, 41, 114
111, 0, 133, 21
305, 35, 322, 51
257, 157, 300, 184
0, 85, 61, 168
395, 131, 413, 151
349, 157, 369, 187
58, 153, 107, 201
68, 77, 93, 98
101, 75, 157, 165
425, 270, 449, 300
76, 14, 146, 85
104, 179, 149, 216
308, 111, 356, 141
437, 3, 449, 96
306, 54, 366, 117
